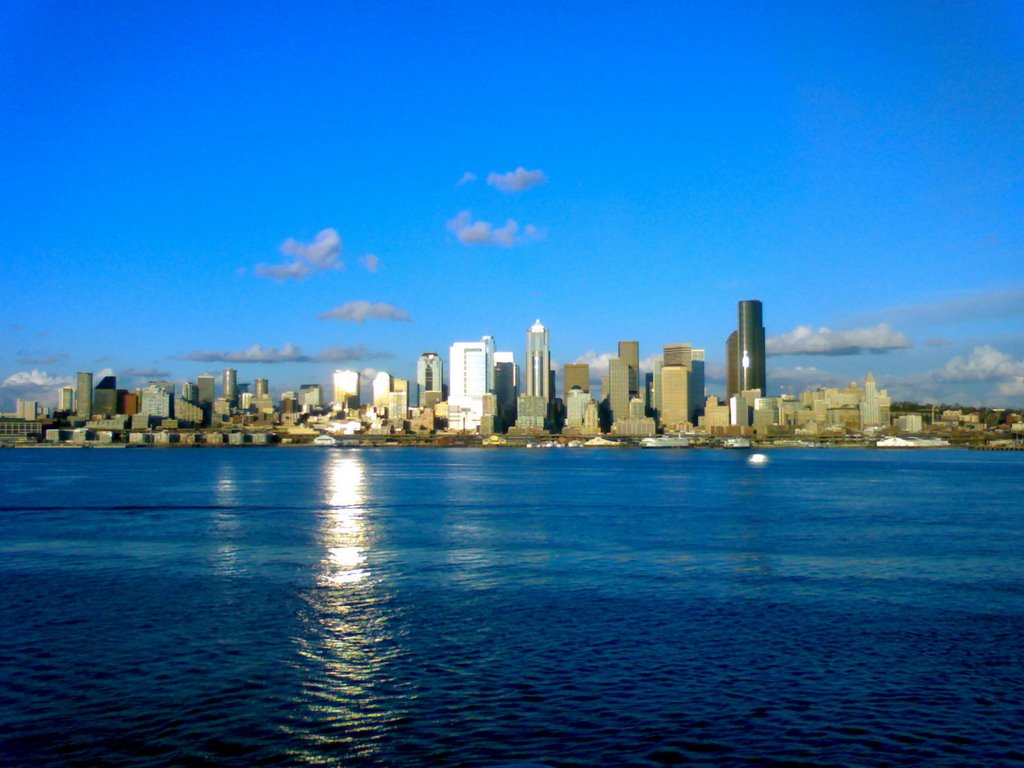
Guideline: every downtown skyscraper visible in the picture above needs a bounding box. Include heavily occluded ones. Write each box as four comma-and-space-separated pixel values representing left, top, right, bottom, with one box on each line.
526, 320, 551, 403
727, 299, 766, 399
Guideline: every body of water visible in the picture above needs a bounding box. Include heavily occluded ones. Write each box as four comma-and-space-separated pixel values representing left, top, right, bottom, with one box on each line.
1, 447, 1023, 766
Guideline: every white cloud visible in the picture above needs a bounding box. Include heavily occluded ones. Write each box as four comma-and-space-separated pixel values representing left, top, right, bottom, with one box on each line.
456, 172, 477, 186
2, 369, 72, 389
16, 350, 67, 365
317, 301, 411, 324
998, 377, 1024, 396
1, 369, 74, 409
179, 343, 390, 364
767, 324, 911, 356
447, 211, 543, 247
940, 345, 1024, 382
487, 167, 547, 193
361, 253, 379, 273
255, 228, 343, 280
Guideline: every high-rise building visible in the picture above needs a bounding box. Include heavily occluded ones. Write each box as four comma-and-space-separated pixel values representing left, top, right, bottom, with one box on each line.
140, 383, 172, 419
606, 357, 630, 425
416, 352, 444, 407
660, 364, 690, 429
449, 336, 496, 431
223, 368, 238, 405
58, 386, 74, 413
526, 320, 551, 402
76, 371, 93, 419
618, 341, 640, 399
332, 370, 359, 410
494, 351, 518, 431
737, 299, 766, 396
254, 378, 269, 398
181, 381, 199, 404
197, 374, 216, 405
689, 349, 706, 424
93, 375, 117, 416
299, 384, 323, 410
563, 363, 590, 402
860, 372, 882, 429
726, 331, 739, 400
372, 371, 392, 409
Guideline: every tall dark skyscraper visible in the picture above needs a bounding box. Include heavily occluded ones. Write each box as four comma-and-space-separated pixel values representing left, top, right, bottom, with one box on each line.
93, 375, 117, 416
736, 299, 766, 396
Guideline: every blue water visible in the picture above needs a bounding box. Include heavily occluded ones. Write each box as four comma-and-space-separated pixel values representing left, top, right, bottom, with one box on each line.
1, 447, 1023, 767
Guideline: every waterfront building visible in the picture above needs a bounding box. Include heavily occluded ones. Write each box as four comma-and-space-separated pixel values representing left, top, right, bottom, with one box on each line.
223, 368, 238, 405
448, 336, 496, 432
619, 340, 640, 400
15, 399, 39, 420
700, 396, 730, 431
332, 370, 359, 411
174, 397, 204, 425
416, 352, 444, 407
76, 371, 93, 419
565, 388, 593, 430
526, 320, 551, 402
93, 375, 117, 417
514, 394, 547, 431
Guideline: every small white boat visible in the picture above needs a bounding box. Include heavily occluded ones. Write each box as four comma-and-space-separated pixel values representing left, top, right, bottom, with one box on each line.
313, 434, 339, 447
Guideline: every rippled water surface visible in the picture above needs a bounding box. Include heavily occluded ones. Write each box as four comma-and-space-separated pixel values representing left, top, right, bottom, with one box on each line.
2, 447, 1023, 767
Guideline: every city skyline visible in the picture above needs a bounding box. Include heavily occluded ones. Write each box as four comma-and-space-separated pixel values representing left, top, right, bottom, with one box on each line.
3, 4, 1023, 410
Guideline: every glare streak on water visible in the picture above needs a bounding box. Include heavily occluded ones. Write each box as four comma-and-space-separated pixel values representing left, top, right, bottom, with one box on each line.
1, 448, 1023, 767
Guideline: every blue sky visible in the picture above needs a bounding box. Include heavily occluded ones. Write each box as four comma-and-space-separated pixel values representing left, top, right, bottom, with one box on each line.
3, 2, 1023, 410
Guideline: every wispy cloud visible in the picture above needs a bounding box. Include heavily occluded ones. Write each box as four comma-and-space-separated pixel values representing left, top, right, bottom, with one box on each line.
361, 253, 379, 273
16, 350, 67, 365
487, 167, 547, 193
447, 211, 543, 247
255, 228, 343, 280
852, 286, 1024, 326
768, 366, 841, 391
178, 343, 389, 364
317, 301, 411, 323
456, 172, 477, 186
120, 367, 171, 379
767, 324, 911, 356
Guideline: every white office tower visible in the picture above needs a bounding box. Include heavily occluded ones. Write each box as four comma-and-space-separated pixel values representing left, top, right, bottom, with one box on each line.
332, 369, 359, 411
526, 319, 551, 402
58, 386, 74, 412
448, 336, 496, 432
372, 371, 392, 410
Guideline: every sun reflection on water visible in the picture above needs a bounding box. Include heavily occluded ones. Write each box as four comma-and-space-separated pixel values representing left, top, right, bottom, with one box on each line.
319, 453, 370, 586
282, 451, 406, 762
